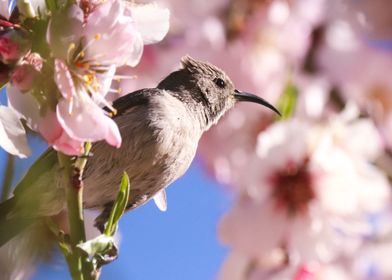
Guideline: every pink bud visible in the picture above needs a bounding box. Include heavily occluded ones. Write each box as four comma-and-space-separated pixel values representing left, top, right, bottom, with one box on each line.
24, 52, 43, 71
10, 64, 39, 92
0, 29, 30, 63
0, 36, 19, 61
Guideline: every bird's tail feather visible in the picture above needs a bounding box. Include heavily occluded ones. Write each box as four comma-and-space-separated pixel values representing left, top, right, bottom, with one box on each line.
0, 198, 56, 280
0, 197, 34, 247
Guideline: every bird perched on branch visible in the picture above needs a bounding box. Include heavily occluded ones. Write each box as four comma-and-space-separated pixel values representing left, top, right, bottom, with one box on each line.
0, 56, 279, 278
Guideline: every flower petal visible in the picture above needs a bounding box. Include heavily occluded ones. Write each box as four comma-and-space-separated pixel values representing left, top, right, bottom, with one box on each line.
83, 0, 143, 66
56, 94, 121, 147
7, 85, 40, 130
47, 6, 84, 59
0, 105, 31, 157
124, 32, 143, 67
0, 0, 9, 19
219, 197, 288, 256
52, 130, 84, 156
130, 4, 170, 45
54, 59, 77, 99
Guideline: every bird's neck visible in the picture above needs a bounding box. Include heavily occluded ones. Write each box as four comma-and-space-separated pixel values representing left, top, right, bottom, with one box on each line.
165, 89, 211, 131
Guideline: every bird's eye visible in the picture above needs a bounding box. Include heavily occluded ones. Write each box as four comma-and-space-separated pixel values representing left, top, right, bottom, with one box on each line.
214, 78, 226, 88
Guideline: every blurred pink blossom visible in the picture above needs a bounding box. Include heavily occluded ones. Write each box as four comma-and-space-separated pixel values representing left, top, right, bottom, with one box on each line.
219, 114, 390, 265
0, 29, 30, 63
10, 64, 39, 92
0, 0, 10, 19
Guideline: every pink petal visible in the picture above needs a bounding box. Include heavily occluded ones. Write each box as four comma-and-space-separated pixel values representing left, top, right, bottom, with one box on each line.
83, 0, 142, 66
6, 85, 40, 130
56, 94, 122, 147
124, 32, 144, 67
219, 198, 288, 256
52, 130, 84, 156
129, 4, 170, 45
0, 0, 10, 19
46, 6, 84, 59
38, 109, 84, 155
0, 105, 31, 157
54, 59, 77, 99
10, 64, 39, 92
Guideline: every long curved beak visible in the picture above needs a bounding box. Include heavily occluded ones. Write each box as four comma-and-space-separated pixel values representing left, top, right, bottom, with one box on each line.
234, 89, 281, 116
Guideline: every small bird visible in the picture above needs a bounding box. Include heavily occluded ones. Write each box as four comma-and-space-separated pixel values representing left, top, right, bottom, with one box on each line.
0, 56, 279, 276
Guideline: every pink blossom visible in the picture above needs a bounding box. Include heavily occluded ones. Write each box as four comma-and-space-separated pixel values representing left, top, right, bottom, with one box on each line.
10, 64, 39, 92
219, 117, 390, 264
0, 105, 30, 157
56, 86, 121, 148
53, 59, 121, 148
338, 0, 392, 42
37, 109, 83, 156
6, 85, 84, 155
43, 1, 169, 151
47, 1, 169, 67
0, 0, 10, 19
0, 36, 19, 61
0, 29, 30, 63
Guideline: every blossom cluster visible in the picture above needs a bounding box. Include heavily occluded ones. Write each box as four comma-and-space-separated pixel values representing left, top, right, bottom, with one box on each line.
2, 0, 392, 279
112, 0, 392, 279
0, 0, 169, 156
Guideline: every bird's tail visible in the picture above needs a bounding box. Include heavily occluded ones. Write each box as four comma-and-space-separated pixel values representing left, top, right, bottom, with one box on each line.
0, 197, 56, 280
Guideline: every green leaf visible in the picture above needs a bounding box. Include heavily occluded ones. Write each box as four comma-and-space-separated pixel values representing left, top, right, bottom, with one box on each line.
77, 234, 118, 270
104, 172, 130, 236
277, 80, 298, 120
77, 235, 114, 258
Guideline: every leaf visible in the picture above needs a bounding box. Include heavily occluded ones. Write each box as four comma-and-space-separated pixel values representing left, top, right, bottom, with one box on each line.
104, 172, 130, 236
277, 80, 298, 120
77, 234, 114, 258
77, 234, 118, 269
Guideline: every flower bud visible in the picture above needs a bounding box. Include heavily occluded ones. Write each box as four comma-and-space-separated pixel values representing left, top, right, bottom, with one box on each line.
10, 64, 39, 92
0, 28, 31, 63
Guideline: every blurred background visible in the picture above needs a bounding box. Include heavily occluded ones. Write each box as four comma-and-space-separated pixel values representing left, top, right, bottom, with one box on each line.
2, 0, 392, 279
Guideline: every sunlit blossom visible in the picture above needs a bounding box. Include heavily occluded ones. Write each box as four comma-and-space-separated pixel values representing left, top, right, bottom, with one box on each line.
0, 0, 169, 155
219, 116, 390, 266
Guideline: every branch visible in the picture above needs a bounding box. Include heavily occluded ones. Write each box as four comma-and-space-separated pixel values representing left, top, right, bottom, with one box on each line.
57, 143, 94, 280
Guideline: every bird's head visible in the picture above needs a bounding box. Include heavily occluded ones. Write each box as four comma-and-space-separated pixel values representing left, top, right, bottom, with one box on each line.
158, 56, 280, 129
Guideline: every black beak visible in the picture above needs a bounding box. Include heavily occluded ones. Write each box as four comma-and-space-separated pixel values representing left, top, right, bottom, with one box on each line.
234, 89, 281, 116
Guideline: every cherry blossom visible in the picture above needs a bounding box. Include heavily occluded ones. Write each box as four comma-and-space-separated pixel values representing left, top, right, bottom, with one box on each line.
0, 105, 30, 157
43, 0, 169, 151
219, 115, 390, 267
1, 0, 169, 155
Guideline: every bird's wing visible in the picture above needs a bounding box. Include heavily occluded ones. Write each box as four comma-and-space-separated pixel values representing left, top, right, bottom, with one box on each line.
13, 88, 164, 196
12, 147, 58, 197
110, 88, 164, 118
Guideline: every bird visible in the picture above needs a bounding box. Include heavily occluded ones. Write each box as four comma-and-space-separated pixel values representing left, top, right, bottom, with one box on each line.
0, 56, 279, 277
